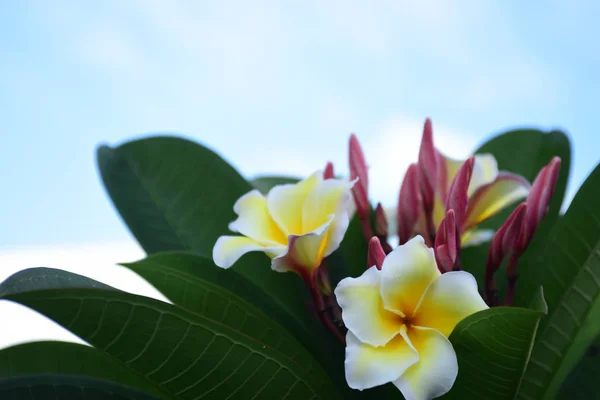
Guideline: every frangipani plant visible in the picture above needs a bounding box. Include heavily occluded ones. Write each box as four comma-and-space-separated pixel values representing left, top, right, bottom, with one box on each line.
1, 119, 598, 400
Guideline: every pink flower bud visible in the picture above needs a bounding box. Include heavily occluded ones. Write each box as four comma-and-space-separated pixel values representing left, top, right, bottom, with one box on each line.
446, 157, 475, 225
349, 134, 370, 219
323, 161, 335, 179
486, 202, 528, 273
367, 237, 386, 270
397, 163, 422, 245
374, 203, 388, 239
434, 210, 460, 273
417, 118, 437, 213
522, 157, 561, 245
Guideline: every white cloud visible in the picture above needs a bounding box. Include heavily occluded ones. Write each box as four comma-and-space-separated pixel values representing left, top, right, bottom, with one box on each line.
0, 241, 166, 350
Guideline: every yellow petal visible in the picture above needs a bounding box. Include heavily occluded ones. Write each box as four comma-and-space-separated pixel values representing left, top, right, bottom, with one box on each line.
302, 178, 356, 257
212, 236, 283, 269
228, 190, 287, 245
393, 326, 458, 400
412, 271, 488, 337
271, 217, 333, 273
266, 172, 322, 235
345, 328, 418, 391
335, 266, 403, 347
463, 172, 530, 230
380, 236, 440, 317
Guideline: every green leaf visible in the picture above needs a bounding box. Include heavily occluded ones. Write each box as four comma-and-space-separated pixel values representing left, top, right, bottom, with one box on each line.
558, 335, 600, 399
97, 136, 316, 342
443, 306, 546, 399
121, 253, 339, 375
0, 375, 161, 400
250, 176, 301, 195
460, 129, 571, 294
515, 164, 600, 399
0, 341, 171, 399
0, 268, 339, 400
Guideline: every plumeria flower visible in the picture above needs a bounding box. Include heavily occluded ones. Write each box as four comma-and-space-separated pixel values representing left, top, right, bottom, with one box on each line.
213, 171, 356, 280
397, 119, 531, 247
335, 236, 488, 399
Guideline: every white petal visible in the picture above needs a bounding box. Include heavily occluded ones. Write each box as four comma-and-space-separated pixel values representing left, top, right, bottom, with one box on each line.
213, 236, 270, 269
302, 178, 356, 257
412, 271, 488, 337
380, 236, 440, 317
393, 327, 458, 400
469, 154, 499, 195
345, 329, 418, 391
461, 229, 495, 247
335, 266, 403, 346
266, 172, 322, 235
228, 190, 287, 245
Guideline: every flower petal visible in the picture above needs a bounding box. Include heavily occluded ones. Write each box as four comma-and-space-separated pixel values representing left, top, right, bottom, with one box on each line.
412, 271, 488, 337
335, 266, 403, 346
271, 217, 333, 273
469, 154, 499, 195
302, 178, 356, 257
228, 189, 287, 245
345, 329, 418, 391
213, 236, 282, 269
393, 326, 458, 400
381, 236, 440, 317
463, 172, 530, 230
461, 229, 495, 247
266, 172, 322, 235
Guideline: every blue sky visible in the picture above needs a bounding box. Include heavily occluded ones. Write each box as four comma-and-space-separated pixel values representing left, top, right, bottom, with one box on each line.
1, 0, 599, 249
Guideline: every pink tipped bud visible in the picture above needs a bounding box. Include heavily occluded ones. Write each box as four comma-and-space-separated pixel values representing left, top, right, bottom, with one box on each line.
397, 163, 422, 245
374, 203, 388, 238
434, 210, 460, 273
368, 237, 386, 270
418, 118, 438, 213
323, 161, 335, 179
446, 157, 475, 225
349, 134, 370, 219
523, 157, 562, 244
487, 202, 528, 272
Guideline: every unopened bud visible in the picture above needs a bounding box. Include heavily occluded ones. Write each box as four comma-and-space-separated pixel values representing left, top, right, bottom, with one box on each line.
434, 210, 460, 273
397, 163, 421, 245
323, 161, 335, 180
417, 118, 437, 213
487, 202, 528, 272
368, 237, 386, 270
446, 157, 475, 225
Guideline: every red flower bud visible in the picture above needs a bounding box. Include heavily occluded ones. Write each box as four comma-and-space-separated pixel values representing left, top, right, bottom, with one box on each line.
434, 210, 460, 273
323, 161, 335, 180
349, 134, 370, 219
368, 237, 386, 270
446, 157, 475, 225
374, 203, 388, 239
522, 157, 561, 245
486, 202, 528, 273
417, 118, 437, 214
397, 163, 422, 245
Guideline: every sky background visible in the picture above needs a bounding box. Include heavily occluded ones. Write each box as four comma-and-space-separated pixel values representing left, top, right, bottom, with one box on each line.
1, 0, 599, 347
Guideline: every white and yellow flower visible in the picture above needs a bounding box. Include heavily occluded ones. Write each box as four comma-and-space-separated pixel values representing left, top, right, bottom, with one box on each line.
335, 236, 487, 399
213, 171, 355, 278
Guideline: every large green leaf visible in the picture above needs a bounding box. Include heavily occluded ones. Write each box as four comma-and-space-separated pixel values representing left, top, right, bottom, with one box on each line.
460, 129, 571, 295
0, 375, 161, 400
250, 176, 301, 195
558, 335, 600, 399
97, 136, 316, 342
443, 305, 546, 399
0, 341, 170, 399
97, 136, 250, 255
0, 268, 338, 400
516, 164, 600, 399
